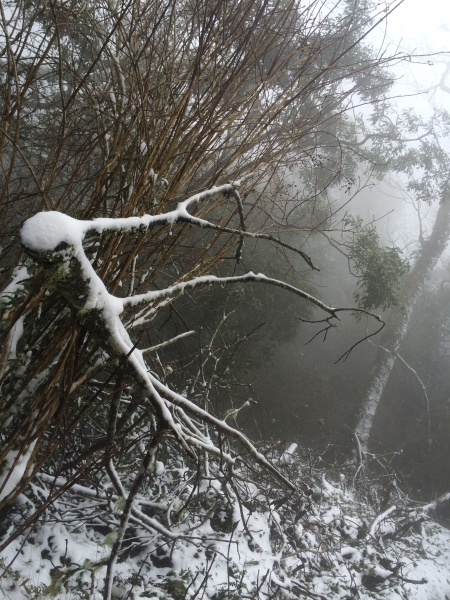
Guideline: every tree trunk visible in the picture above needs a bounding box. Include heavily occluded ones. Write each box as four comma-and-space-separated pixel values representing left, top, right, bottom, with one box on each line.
355, 196, 450, 451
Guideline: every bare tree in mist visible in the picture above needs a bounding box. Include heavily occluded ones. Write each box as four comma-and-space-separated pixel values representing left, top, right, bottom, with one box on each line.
354, 106, 450, 452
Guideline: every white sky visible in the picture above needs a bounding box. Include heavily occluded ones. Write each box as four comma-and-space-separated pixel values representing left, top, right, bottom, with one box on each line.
356, 0, 450, 250
384, 0, 450, 112
387, 0, 449, 46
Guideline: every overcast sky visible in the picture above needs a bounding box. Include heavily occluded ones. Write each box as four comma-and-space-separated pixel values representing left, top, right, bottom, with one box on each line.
356, 0, 450, 247
388, 0, 449, 46
386, 0, 450, 112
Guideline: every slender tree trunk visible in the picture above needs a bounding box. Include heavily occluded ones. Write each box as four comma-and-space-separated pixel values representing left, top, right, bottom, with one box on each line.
356, 196, 450, 451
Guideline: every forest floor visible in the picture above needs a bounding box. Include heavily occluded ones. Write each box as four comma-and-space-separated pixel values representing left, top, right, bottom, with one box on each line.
1, 446, 450, 600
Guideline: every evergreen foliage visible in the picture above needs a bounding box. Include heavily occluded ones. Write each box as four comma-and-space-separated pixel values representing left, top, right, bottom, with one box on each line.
348, 222, 410, 312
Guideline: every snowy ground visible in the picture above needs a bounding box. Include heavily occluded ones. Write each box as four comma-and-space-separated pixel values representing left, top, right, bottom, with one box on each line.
1, 447, 450, 600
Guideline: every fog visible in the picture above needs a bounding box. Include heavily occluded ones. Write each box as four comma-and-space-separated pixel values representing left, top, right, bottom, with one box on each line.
2, 2, 450, 596
238, 1, 450, 501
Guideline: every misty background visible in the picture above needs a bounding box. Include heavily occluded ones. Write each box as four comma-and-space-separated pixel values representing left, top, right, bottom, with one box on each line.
226, 0, 450, 501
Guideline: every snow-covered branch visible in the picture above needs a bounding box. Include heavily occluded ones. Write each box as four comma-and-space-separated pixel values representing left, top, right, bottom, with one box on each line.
17, 186, 384, 507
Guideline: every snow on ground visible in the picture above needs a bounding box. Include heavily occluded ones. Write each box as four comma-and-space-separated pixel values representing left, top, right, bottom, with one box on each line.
1, 446, 450, 600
